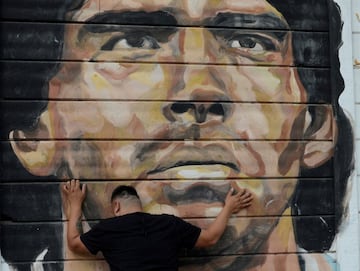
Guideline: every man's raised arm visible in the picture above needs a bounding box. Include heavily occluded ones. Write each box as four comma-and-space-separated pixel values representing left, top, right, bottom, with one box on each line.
195, 185, 253, 248
61, 179, 91, 255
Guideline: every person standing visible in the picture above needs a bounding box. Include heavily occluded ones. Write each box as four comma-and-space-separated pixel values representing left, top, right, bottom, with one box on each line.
62, 179, 253, 271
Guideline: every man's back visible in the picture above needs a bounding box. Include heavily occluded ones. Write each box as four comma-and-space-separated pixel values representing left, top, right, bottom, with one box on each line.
80, 212, 201, 271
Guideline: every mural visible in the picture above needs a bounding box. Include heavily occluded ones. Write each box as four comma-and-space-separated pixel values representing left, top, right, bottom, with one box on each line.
0, 0, 354, 271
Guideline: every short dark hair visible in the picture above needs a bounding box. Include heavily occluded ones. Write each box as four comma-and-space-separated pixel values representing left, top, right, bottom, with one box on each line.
111, 185, 140, 202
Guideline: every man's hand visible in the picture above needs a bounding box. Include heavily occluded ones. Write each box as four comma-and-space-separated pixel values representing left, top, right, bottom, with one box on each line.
224, 184, 253, 214
62, 179, 87, 208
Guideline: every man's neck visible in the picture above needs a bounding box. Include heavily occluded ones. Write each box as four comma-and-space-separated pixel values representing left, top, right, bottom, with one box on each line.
118, 206, 143, 216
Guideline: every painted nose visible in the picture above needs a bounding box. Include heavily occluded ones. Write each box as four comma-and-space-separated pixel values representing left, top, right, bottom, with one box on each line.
179, 27, 213, 63
163, 26, 233, 124
163, 99, 232, 124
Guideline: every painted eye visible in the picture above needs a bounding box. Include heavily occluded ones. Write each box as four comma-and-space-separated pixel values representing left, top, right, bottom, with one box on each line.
227, 34, 277, 53
102, 34, 160, 50
230, 38, 264, 51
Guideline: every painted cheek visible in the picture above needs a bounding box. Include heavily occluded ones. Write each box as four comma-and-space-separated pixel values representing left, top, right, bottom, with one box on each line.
252, 143, 286, 176
87, 63, 139, 99
99, 102, 134, 128
72, 141, 137, 179
230, 67, 257, 101
132, 103, 167, 133
231, 105, 269, 139
235, 144, 263, 176
263, 180, 297, 215
234, 66, 284, 101
248, 68, 282, 100
264, 105, 287, 139
288, 69, 306, 102
78, 64, 167, 131
87, 63, 165, 100
56, 101, 105, 137
272, 68, 306, 102
232, 104, 295, 140
126, 64, 168, 99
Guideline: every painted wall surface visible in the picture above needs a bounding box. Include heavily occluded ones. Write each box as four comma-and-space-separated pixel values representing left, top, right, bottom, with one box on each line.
0, 1, 358, 271
336, 0, 360, 270
351, 0, 360, 268
354, 0, 360, 223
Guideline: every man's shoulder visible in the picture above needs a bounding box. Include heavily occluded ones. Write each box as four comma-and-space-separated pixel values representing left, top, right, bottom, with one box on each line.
151, 213, 185, 222
140, 212, 188, 227
142, 212, 179, 222
99, 212, 176, 224
96, 213, 182, 230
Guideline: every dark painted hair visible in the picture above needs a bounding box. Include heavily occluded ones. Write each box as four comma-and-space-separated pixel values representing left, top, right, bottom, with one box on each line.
111, 185, 140, 202
267, 0, 354, 251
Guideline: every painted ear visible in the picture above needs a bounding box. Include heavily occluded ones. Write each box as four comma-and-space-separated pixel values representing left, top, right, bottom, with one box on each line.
9, 110, 60, 176
301, 106, 336, 168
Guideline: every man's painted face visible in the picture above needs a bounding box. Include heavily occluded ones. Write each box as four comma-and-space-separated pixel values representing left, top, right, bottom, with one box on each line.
12, 0, 335, 270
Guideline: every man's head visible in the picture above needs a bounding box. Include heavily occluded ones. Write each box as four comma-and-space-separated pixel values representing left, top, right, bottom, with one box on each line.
5, 0, 353, 270
110, 185, 142, 216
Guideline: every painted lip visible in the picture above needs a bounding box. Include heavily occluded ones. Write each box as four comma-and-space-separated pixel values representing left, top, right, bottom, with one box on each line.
162, 182, 232, 205
145, 143, 240, 176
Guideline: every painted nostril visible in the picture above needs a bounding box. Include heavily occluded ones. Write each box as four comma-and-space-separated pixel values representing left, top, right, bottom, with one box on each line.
166, 101, 230, 123
208, 103, 224, 116
170, 102, 193, 114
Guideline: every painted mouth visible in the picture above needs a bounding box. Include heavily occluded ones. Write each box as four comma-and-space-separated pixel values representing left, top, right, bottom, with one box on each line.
148, 161, 238, 175
163, 183, 231, 205
142, 143, 240, 179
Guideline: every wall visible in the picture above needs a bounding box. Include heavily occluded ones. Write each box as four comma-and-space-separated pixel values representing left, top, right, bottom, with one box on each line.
352, 0, 360, 267
1, 1, 358, 271
336, 0, 360, 270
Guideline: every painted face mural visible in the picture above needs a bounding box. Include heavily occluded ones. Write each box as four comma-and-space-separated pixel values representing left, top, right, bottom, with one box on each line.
1, 0, 354, 271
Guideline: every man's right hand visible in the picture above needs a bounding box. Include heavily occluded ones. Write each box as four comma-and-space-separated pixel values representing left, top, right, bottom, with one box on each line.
62, 179, 87, 207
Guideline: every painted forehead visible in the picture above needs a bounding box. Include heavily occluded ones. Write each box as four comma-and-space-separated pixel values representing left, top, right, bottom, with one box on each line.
71, 0, 286, 25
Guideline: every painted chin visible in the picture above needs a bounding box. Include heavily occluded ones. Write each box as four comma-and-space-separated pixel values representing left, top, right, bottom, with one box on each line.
143, 179, 279, 259
180, 218, 277, 271
142, 180, 228, 214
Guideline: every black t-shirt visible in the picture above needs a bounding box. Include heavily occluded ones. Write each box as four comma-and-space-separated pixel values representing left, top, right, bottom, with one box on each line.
80, 212, 201, 271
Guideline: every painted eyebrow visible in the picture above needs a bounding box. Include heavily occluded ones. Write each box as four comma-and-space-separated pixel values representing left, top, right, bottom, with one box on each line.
78, 11, 178, 41
207, 12, 289, 42
85, 10, 177, 25
77, 10, 289, 43
206, 12, 290, 30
